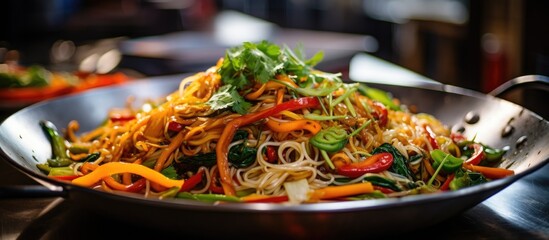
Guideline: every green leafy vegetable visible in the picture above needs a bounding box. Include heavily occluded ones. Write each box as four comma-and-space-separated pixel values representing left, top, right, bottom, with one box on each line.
206, 85, 251, 114
371, 143, 414, 180
161, 166, 179, 180
450, 169, 488, 190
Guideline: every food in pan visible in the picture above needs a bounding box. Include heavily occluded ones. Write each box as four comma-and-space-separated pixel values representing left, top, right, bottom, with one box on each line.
37, 41, 514, 204
0, 63, 130, 103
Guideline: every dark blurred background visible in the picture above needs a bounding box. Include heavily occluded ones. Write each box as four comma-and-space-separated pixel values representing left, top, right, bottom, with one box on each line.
1, 0, 548, 115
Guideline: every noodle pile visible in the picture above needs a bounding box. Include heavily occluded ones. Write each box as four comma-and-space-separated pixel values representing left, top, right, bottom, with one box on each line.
39, 41, 513, 204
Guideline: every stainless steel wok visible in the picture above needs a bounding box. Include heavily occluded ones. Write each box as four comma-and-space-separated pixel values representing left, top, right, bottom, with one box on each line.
1, 74, 548, 239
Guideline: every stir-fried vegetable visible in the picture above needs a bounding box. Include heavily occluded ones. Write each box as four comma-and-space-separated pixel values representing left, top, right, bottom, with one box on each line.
35, 40, 517, 205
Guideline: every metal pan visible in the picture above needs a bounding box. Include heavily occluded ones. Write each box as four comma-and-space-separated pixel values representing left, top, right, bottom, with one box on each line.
1, 74, 548, 239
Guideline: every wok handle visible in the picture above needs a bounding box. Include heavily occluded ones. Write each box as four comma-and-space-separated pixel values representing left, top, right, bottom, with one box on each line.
489, 75, 549, 97
0, 185, 67, 199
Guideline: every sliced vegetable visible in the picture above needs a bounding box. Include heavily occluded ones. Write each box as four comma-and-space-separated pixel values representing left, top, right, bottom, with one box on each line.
309, 127, 348, 153
449, 170, 488, 190
371, 101, 388, 127
423, 125, 440, 149
284, 178, 310, 203
464, 143, 485, 165
40, 120, 72, 166
308, 182, 374, 201
484, 146, 507, 162
241, 194, 289, 203
72, 162, 184, 188
430, 149, 464, 173
179, 169, 204, 192
440, 173, 455, 191
216, 97, 320, 196
176, 192, 241, 203
336, 153, 394, 178
463, 164, 514, 179
265, 118, 321, 134
372, 143, 414, 180
357, 84, 400, 110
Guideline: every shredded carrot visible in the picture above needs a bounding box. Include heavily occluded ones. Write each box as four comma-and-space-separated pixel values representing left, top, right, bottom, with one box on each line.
265, 118, 321, 134
308, 182, 374, 201
463, 164, 515, 179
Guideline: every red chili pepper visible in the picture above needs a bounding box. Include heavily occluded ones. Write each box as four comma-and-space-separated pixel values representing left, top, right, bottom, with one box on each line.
336, 152, 394, 178
167, 121, 184, 132
371, 101, 388, 127
373, 185, 395, 194
51, 175, 80, 181
109, 109, 135, 123
125, 178, 147, 193
423, 125, 439, 149
179, 169, 204, 192
465, 143, 485, 165
266, 146, 277, 163
216, 97, 320, 196
450, 132, 466, 143
440, 173, 455, 191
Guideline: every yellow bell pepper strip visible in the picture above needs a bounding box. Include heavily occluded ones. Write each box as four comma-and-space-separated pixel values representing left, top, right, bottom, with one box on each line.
336, 152, 394, 178
72, 162, 184, 189
217, 97, 321, 196
265, 118, 321, 134
308, 182, 374, 201
463, 163, 515, 179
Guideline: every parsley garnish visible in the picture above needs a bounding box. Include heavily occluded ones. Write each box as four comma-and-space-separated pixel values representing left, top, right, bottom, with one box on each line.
208, 40, 339, 115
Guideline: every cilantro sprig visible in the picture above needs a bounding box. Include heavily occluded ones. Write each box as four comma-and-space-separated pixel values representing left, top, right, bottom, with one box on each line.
208, 40, 339, 114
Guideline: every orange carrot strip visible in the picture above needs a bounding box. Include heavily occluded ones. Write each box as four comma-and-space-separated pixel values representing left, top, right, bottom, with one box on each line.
308, 182, 374, 201
265, 118, 321, 134
463, 164, 515, 179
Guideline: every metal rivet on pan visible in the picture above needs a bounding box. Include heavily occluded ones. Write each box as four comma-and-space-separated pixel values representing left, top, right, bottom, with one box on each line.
464, 111, 480, 124
452, 125, 466, 133
501, 125, 514, 138
515, 135, 527, 148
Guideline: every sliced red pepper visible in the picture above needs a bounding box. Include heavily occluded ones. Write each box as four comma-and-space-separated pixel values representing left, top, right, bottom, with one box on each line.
336, 152, 394, 178
168, 121, 185, 132
440, 173, 455, 191
216, 97, 320, 196
179, 169, 204, 192
450, 132, 466, 143
373, 185, 395, 194
465, 143, 485, 165
51, 175, 80, 181
266, 146, 277, 163
125, 178, 147, 193
109, 108, 135, 123
371, 101, 388, 127
424, 125, 439, 149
